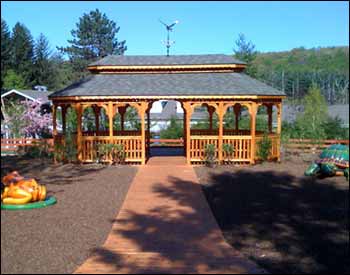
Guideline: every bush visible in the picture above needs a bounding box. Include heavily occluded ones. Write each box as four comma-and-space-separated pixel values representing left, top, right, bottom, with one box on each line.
96, 143, 114, 162
257, 132, 272, 161
20, 140, 52, 158
204, 143, 217, 167
322, 116, 349, 140
223, 143, 235, 162
112, 144, 126, 164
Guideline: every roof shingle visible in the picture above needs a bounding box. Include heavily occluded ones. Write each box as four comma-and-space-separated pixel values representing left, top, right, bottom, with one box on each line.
89, 54, 246, 66
50, 72, 284, 98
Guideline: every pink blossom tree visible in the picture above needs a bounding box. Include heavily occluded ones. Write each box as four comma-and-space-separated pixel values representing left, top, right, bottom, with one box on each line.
21, 97, 52, 138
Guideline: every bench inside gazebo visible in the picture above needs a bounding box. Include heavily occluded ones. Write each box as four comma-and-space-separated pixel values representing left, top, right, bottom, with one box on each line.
49, 54, 285, 165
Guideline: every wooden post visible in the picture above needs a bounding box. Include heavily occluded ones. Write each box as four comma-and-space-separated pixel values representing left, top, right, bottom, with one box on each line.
108, 102, 114, 138
267, 104, 273, 133
137, 102, 148, 165
250, 102, 257, 164
52, 104, 57, 136
218, 102, 224, 163
207, 106, 215, 131
183, 102, 192, 165
76, 103, 83, 162
62, 106, 67, 135
183, 107, 187, 157
276, 103, 282, 161
52, 104, 57, 163
234, 104, 241, 132
119, 106, 127, 132
146, 105, 151, 158
93, 105, 101, 136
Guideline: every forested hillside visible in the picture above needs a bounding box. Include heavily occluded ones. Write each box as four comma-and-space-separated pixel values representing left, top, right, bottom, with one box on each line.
252, 46, 349, 104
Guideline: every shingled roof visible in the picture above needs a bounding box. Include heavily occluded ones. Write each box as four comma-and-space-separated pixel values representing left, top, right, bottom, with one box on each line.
50, 72, 284, 98
89, 54, 246, 66
50, 54, 284, 98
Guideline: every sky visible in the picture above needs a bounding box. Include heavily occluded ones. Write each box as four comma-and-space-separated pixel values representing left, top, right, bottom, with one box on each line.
1, 1, 349, 56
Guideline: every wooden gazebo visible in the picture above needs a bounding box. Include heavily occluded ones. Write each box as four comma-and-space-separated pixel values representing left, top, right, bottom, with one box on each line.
49, 54, 285, 165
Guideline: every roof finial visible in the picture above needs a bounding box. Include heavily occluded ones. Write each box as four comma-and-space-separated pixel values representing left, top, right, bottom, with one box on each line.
159, 19, 179, 56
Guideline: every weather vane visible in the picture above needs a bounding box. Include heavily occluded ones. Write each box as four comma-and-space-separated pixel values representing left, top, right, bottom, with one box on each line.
159, 19, 179, 56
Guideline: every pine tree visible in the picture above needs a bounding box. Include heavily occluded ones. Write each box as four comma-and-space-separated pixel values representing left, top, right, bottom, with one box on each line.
11, 22, 35, 87
33, 33, 54, 88
1, 18, 12, 89
58, 9, 127, 77
233, 33, 257, 76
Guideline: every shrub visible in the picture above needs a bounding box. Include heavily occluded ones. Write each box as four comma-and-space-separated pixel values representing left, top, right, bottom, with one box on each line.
96, 143, 114, 163
204, 143, 217, 167
112, 144, 126, 164
21, 140, 52, 158
64, 132, 77, 163
257, 132, 272, 161
223, 143, 235, 163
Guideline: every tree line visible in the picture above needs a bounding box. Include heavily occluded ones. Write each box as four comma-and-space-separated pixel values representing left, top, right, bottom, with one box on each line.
1, 9, 126, 91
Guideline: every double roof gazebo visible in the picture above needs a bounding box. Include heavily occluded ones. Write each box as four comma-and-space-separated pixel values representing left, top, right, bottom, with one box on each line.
49, 54, 285, 165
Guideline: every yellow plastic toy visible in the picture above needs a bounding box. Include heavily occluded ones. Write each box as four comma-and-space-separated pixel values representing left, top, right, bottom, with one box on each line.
1, 171, 46, 205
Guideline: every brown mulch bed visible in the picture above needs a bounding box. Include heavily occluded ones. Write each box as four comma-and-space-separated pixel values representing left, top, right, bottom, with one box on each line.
195, 154, 349, 274
1, 156, 138, 274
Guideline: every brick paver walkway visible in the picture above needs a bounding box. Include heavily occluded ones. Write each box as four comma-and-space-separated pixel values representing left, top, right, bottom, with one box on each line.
75, 157, 264, 274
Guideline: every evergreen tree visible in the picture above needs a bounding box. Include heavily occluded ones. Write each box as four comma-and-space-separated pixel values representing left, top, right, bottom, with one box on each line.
3, 69, 26, 90
33, 33, 54, 88
1, 18, 12, 89
58, 9, 127, 77
233, 33, 257, 76
49, 52, 76, 91
11, 22, 35, 87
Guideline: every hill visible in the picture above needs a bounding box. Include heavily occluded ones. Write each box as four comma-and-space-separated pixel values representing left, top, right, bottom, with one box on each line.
251, 46, 349, 104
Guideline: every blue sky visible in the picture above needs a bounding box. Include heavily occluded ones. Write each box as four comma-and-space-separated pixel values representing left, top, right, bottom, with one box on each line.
1, 1, 349, 56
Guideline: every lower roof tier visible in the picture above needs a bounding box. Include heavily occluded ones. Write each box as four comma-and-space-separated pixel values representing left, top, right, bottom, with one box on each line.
49, 72, 285, 98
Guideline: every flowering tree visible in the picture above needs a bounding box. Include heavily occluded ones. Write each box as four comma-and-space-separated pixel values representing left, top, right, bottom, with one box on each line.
21, 97, 52, 138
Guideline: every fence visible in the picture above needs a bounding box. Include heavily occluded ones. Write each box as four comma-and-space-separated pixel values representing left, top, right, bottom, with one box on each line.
1, 138, 54, 155
2, 137, 349, 158
284, 139, 349, 153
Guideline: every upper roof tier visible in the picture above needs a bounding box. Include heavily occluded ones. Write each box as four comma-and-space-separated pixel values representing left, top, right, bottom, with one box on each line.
87, 54, 247, 73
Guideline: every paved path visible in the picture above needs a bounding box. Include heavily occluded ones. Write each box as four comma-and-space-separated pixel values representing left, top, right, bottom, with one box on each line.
75, 157, 264, 274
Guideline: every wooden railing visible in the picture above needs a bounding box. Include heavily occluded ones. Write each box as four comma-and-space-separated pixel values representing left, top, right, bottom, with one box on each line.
82, 130, 141, 136
223, 136, 252, 162
189, 133, 279, 163
81, 136, 142, 163
190, 129, 266, 136
189, 136, 219, 161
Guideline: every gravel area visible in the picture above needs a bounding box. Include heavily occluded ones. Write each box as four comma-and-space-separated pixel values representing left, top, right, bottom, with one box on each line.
1, 156, 138, 274
195, 154, 349, 274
